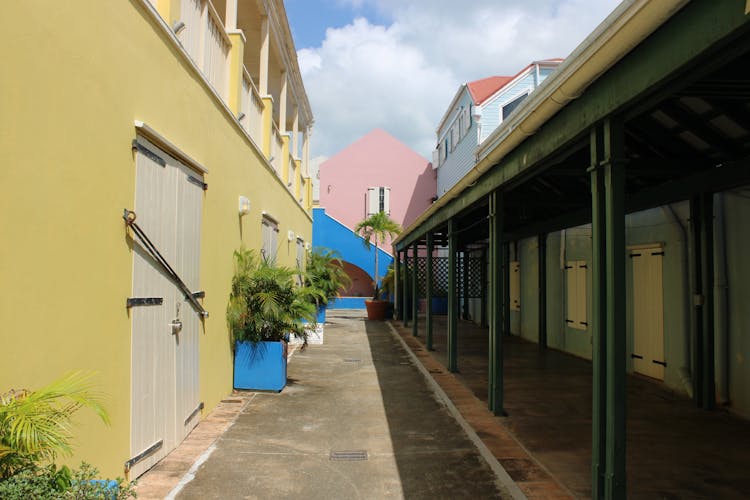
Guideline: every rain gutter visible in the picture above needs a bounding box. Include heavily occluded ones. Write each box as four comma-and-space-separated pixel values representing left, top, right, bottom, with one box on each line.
394, 0, 688, 248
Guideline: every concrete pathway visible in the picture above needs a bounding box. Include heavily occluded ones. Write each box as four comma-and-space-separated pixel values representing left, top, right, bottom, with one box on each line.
169, 310, 516, 499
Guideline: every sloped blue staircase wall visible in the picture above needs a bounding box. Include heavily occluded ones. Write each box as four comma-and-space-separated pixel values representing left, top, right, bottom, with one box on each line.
312, 207, 393, 309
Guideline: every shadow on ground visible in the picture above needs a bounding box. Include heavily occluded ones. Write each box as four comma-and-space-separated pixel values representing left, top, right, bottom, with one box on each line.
361, 318, 505, 499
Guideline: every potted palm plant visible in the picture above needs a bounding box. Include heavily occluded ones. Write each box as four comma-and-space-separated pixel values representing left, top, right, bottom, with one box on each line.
354, 211, 401, 320
304, 248, 351, 325
227, 248, 320, 391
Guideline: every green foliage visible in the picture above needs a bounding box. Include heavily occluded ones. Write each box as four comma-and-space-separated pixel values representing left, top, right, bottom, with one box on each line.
0, 372, 109, 480
227, 247, 322, 347
0, 462, 136, 499
379, 263, 395, 300
354, 211, 402, 299
304, 248, 351, 304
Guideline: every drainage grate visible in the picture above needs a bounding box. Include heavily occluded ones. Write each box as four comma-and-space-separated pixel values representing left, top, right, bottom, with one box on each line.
221, 399, 242, 403
330, 450, 368, 461
428, 369, 443, 374
343, 358, 361, 363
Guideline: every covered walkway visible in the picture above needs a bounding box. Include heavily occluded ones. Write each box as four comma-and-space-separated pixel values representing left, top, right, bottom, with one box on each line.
393, 2, 750, 498
392, 315, 750, 498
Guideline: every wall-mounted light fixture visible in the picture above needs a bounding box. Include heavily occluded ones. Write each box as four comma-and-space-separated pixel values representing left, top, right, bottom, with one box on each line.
238, 196, 250, 216
305, 242, 311, 250
287, 230, 296, 242
172, 21, 186, 35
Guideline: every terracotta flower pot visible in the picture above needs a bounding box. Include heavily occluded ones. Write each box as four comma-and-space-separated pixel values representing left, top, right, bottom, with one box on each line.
365, 299, 388, 320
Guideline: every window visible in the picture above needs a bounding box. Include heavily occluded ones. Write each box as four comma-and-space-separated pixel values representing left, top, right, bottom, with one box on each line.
565, 260, 587, 330
366, 187, 390, 216
459, 105, 471, 139
261, 216, 279, 261
501, 93, 529, 121
450, 125, 459, 151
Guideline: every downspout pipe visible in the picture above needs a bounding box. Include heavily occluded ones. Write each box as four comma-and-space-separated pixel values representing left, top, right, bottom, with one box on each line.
663, 204, 693, 398
394, 0, 688, 249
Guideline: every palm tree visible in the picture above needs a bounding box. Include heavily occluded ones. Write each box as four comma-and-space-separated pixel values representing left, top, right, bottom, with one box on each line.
0, 372, 109, 479
305, 248, 352, 304
354, 211, 401, 299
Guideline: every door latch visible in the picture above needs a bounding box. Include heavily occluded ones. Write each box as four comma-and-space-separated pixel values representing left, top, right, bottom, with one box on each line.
170, 318, 183, 335
171, 303, 182, 335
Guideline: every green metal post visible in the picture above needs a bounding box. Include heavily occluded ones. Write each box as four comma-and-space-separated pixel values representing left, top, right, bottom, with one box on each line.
590, 125, 607, 500
481, 248, 488, 328
692, 193, 716, 410
462, 251, 470, 319
538, 233, 547, 350
489, 191, 505, 415
402, 249, 409, 327
412, 241, 419, 337
448, 219, 458, 372
690, 197, 703, 407
603, 118, 626, 500
394, 249, 401, 320
701, 192, 716, 411
426, 233, 434, 350
503, 242, 511, 337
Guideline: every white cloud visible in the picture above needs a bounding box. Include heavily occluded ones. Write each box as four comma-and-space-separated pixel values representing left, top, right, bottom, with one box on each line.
300, 0, 619, 159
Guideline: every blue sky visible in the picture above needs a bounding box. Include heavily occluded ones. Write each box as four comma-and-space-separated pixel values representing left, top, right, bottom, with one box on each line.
286, 0, 620, 168
285, 0, 389, 49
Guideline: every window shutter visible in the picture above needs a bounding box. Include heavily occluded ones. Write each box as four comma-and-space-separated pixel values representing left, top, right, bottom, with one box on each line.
432, 148, 439, 167
367, 187, 378, 215
383, 187, 391, 215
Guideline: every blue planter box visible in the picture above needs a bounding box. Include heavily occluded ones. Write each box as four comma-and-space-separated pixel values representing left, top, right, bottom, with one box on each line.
316, 304, 327, 324
234, 341, 287, 391
432, 297, 448, 315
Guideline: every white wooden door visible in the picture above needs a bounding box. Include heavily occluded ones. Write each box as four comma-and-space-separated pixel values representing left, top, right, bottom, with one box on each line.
631, 246, 665, 380
129, 137, 202, 477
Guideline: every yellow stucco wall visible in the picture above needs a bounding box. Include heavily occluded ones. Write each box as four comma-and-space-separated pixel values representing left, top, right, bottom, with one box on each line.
0, 0, 311, 478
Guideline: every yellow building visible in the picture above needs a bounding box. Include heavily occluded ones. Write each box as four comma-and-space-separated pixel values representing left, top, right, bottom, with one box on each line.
0, 0, 313, 478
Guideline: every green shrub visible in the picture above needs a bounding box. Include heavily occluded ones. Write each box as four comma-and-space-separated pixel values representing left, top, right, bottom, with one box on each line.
227, 247, 323, 347
0, 462, 136, 499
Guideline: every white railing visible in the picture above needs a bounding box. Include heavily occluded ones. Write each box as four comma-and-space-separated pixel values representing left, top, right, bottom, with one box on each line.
179, 0, 230, 100
240, 68, 264, 144
271, 123, 283, 175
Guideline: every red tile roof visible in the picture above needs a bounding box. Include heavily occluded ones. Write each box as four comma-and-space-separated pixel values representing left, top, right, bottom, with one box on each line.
467, 76, 513, 105
467, 59, 564, 105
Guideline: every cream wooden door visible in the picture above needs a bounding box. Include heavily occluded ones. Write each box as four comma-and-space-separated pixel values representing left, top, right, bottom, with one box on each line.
631, 246, 665, 380
129, 137, 203, 477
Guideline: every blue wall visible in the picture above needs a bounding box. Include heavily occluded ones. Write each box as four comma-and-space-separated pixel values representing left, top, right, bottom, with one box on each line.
312, 207, 394, 306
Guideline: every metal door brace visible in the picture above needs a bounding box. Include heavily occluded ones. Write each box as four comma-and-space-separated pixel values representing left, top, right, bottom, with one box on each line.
123, 209, 208, 318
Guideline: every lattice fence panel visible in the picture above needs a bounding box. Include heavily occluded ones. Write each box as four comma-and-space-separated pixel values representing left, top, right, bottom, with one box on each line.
408, 256, 484, 298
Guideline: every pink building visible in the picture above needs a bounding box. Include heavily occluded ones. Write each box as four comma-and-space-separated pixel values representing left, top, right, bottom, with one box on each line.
316, 129, 436, 298
319, 128, 436, 246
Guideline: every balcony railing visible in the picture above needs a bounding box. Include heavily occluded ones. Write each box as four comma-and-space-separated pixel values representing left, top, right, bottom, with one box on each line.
178, 0, 230, 100
240, 68, 264, 144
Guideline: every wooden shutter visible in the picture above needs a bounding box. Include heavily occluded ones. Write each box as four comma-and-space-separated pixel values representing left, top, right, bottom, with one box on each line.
383, 187, 391, 215
367, 187, 378, 215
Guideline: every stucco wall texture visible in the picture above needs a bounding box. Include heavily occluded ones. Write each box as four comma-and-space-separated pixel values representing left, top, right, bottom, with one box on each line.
318, 129, 436, 249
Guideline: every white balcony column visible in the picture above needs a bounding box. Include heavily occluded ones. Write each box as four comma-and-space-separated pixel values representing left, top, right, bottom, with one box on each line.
303, 126, 311, 176
279, 70, 288, 134
292, 106, 299, 158
225, 0, 238, 29
259, 15, 270, 95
